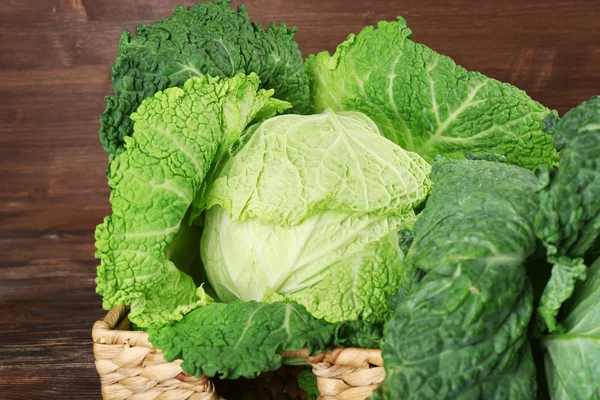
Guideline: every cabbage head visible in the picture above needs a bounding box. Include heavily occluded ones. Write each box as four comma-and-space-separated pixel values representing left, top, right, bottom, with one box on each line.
200, 110, 432, 323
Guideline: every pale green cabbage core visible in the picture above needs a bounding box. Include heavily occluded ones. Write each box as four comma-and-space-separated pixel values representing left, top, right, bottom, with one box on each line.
200, 110, 432, 323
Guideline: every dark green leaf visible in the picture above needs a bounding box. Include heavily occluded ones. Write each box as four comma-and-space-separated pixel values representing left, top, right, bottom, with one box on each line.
536, 257, 586, 333
535, 96, 600, 259
535, 96, 600, 333
332, 320, 383, 349
543, 257, 600, 400
373, 158, 540, 399
100, 0, 309, 156
148, 301, 335, 379
297, 369, 320, 400
147, 300, 384, 380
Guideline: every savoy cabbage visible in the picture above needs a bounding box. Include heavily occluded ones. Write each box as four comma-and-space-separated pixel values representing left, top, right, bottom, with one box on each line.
93, 3, 600, 397
372, 158, 540, 399
535, 96, 600, 399
201, 110, 432, 323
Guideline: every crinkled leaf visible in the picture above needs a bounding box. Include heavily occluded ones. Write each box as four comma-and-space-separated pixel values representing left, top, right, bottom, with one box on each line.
408, 158, 539, 275
373, 158, 540, 399
374, 261, 534, 400
535, 96, 600, 259
94, 74, 289, 328
257, 232, 410, 324
100, 0, 308, 155
332, 319, 383, 349
534, 96, 600, 333
543, 257, 600, 400
147, 300, 376, 380
297, 369, 320, 400
536, 257, 587, 333
306, 18, 557, 169
458, 343, 537, 399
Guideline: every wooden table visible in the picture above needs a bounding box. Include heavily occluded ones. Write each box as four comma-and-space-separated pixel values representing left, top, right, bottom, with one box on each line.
0, 0, 598, 398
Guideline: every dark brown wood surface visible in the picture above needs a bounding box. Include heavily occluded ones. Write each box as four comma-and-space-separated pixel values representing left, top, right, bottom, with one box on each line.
0, 0, 598, 398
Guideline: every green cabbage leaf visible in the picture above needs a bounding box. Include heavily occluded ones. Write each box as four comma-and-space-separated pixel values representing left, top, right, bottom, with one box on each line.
306, 18, 557, 169
543, 257, 600, 400
535, 96, 600, 333
535, 97, 600, 399
373, 158, 540, 399
148, 300, 382, 379
100, 0, 309, 156
95, 73, 289, 328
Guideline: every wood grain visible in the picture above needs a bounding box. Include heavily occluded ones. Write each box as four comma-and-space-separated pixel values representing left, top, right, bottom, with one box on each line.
0, 0, 598, 398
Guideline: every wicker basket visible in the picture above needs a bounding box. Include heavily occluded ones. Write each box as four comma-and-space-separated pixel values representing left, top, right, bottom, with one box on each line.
92, 306, 385, 400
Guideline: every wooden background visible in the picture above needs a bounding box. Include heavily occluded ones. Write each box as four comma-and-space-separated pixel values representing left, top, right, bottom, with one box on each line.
0, 0, 598, 398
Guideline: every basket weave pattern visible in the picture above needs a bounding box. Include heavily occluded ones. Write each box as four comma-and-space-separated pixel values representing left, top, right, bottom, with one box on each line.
92, 306, 220, 400
93, 306, 384, 400
283, 348, 385, 400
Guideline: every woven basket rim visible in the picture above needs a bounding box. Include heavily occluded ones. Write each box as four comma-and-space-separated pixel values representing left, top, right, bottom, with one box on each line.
92, 305, 154, 348
92, 306, 385, 400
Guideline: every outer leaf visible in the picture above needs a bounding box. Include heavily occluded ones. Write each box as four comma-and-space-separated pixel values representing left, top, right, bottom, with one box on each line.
100, 0, 308, 155
535, 96, 600, 333
458, 343, 537, 400
147, 300, 379, 380
374, 262, 534, 400
306, 18, 557, 169
408, 158, 540, 274
556, 259, 600, 337
94, 74, 289, 328
331, 319, 383, 349
297, 369, 320, 400
543, 257, 600, 400
536, 257, 587, 333
373, 158, 540, 399
535, 96, 600, 259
